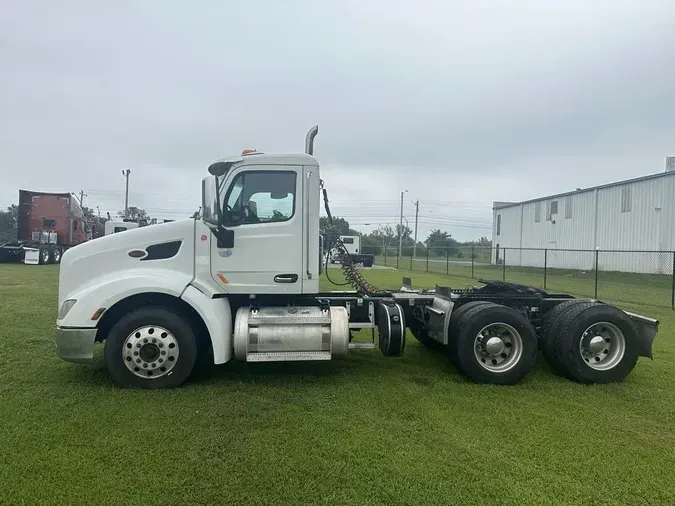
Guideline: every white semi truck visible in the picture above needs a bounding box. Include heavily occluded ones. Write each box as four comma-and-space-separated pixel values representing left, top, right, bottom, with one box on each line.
55, 126, 660, 389
328, 235, 374, 267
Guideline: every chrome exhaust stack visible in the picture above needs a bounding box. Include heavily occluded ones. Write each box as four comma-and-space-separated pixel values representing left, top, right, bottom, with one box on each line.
305, 125, 318, 155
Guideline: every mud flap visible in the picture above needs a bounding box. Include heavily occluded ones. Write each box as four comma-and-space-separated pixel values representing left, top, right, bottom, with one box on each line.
377, 301, 406, 357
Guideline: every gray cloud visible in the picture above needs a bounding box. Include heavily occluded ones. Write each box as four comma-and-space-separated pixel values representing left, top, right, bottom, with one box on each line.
1, 0, 674, 241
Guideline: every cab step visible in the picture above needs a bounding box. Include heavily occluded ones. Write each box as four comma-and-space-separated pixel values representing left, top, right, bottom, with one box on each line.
349, 342, 376, 349
246, 351, 331, 362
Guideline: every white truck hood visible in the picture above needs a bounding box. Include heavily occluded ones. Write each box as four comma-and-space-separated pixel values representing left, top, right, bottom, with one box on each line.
58, 219, 196, 306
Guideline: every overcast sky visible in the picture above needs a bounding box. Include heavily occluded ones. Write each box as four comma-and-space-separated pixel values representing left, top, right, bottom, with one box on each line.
1, 0, 674, 241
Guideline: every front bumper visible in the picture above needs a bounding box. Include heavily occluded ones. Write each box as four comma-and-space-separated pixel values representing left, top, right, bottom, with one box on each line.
55, 326, 98, 363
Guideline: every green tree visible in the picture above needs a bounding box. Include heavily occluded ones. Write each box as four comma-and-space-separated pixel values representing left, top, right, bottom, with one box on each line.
0, 204, 18, 243
319, 216, 361, 247
425, 229, 460, 256
118, 207, 151, 223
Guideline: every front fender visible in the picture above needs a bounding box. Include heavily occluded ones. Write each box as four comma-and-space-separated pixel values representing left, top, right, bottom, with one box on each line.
57, 269, 193, 328
181, 285, 233, 365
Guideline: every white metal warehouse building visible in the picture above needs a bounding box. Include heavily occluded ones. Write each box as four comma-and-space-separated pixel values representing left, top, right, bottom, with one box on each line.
492, 158, 675, 274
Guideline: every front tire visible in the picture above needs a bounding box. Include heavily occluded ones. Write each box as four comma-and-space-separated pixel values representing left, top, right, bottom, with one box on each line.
104, 307, 198, 389
453, 303, 537, 385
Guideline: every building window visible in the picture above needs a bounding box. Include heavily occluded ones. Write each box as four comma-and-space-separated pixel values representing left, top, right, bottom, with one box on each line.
534, 202, 541, 223
565, 196, 572, 219
546, 200, 558, 221
621, 185, 632, 213
496, 214, 501, 235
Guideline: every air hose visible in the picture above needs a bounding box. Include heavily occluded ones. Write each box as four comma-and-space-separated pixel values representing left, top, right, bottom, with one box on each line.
321, 183, 380, 295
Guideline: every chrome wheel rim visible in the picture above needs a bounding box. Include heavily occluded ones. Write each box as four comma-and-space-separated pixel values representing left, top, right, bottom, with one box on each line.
53, 249, 61, 262
41, 249, 49, 262
474, 322, 523, 373
122, 325, 179, 379
579, 322, 625, 371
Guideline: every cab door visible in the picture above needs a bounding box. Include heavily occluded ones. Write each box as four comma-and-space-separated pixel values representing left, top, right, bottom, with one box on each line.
210, 165, 304, 294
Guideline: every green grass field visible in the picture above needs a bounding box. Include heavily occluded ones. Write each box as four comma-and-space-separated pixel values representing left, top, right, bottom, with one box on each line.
1, 264, 674, 505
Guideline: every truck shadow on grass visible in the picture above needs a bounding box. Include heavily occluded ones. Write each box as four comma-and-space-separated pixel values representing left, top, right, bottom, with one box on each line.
58, 344, 578, 390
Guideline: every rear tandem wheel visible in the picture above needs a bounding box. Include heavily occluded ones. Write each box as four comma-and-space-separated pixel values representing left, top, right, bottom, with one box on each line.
451, 303, 538, 385
541, 302, 640, 384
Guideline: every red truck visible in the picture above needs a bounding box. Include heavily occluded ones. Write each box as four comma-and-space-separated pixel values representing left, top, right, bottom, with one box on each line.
0, 190, 87, 265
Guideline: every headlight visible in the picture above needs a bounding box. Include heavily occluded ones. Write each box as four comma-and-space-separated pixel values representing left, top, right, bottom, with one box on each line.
58, 299, 77, 320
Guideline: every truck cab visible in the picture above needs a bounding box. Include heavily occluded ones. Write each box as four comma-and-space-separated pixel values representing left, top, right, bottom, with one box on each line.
199, 150, 321, 294
104, 220, 140, 236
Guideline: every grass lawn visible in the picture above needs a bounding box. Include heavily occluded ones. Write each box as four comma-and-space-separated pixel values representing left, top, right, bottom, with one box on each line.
1, 264, 674, 505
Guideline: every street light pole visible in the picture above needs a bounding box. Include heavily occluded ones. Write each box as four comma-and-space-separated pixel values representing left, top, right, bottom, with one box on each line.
398, 190, 408, 261
122, 169, 131, 219
413, 200, 419, 259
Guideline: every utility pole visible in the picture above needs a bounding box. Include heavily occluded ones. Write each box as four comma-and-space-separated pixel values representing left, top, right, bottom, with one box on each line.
77, 190, 87, 208
413, 200, 419, 259
398, 190, 407, 261
122, 169, 131, 219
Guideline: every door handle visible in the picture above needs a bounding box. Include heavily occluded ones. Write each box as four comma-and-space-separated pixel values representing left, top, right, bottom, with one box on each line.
274, 274, 298, 283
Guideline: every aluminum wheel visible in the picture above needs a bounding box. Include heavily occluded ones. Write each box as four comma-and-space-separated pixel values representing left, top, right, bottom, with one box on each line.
122, 325, 179, 379
53, 248, 61, 263
41, 248, 49, 264
474, 322, 523, 373
579, 321, 625, 371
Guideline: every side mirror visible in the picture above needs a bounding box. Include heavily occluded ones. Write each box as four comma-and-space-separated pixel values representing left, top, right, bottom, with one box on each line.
201, 177, 220, 227
213, 227, 234, 248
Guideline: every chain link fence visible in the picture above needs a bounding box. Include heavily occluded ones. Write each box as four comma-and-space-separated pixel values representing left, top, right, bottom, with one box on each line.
364, 245, 675, 309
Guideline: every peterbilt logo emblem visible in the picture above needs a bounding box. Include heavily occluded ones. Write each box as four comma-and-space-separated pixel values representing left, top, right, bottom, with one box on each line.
219, 249, 232, 257
200, 234, 208, 241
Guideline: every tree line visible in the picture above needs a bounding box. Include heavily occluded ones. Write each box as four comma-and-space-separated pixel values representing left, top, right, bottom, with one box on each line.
1, 203, 490, 256
319, 216, 490, 258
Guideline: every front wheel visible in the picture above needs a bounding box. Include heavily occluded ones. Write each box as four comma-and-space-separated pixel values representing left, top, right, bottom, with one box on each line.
104, 307, 198, 389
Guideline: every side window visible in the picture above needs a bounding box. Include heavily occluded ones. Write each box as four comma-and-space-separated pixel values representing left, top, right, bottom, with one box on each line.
224, 171, 297, 225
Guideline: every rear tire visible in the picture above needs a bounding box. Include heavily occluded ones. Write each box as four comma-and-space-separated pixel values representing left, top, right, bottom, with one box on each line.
38, 246, 50, 265
49, 246, 62, 264
104, 306, 198, 389
453, 303, 537, 385
447, 301, 495, 365
549, 303, 639, 384
539, 300, 595, 375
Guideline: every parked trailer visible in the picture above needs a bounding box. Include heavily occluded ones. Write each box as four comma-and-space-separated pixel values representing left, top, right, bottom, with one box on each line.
53, 126, 660, 389
0, 190, 86, 265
